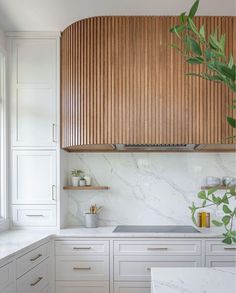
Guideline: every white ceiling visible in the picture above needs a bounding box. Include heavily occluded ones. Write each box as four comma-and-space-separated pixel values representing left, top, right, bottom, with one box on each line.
0, 0, 235, 32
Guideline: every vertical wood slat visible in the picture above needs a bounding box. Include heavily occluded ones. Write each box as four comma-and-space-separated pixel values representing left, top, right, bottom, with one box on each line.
61, 16, 235, 150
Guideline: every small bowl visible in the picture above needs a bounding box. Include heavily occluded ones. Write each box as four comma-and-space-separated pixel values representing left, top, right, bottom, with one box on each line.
206, 176, 221, 187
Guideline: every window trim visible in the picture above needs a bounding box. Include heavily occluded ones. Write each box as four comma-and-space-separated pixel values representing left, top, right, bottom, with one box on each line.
0, 47, 8, 231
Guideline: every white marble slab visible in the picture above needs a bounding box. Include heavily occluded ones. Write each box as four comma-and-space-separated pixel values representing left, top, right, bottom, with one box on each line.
151, 267, 236, 293
63, 152, 236, 227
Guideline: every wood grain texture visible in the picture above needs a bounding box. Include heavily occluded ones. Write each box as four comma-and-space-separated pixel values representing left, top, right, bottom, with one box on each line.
61, 16, 236, 151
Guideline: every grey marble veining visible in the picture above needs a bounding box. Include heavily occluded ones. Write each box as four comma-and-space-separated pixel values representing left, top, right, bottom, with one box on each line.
151, 267, 236, 293
63, 152, 236, 227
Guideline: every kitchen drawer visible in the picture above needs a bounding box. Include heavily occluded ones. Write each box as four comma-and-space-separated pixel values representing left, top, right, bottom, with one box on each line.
12, 205, 57, 227
206, 255, 236, 267
0, 262, 14, 291
56, 281, 109, 293
56, 256, 109, 281
114, 255, 201, 281
17, 259, 49, 293
114, 240, 201, 256
17, 242, 50, 278
55, 240, 109, 256
206, 240, 236, 255
114, 282, 151, 293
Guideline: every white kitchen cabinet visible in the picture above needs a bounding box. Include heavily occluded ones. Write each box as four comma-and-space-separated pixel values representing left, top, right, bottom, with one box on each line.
16, 243, 50, 277
12, 150, 57, 205
205, 240, 236, 256
10, 38, 57, 147
114, 255, 201, 282
56, 281, 109, 293
0, 262, 14, 293
114, 282, 151, 293
206, 255, 236, 267
17, 258, 50, 293
12, 205, 57, 227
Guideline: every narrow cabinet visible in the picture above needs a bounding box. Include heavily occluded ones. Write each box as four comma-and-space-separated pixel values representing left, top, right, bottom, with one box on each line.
11, 150, 57, 205
10, 38, 58, 147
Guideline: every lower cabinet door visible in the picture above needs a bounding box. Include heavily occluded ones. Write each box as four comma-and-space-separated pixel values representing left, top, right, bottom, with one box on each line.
206, 255, 236, 267
114, 282, 151, 293
56, 281, 109, 293
17, 259, 49, 293
114, 256, 201, 281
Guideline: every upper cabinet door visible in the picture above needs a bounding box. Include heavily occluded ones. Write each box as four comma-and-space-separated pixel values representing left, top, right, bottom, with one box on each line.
10, 38, 58, 147
12, 150, 57, 204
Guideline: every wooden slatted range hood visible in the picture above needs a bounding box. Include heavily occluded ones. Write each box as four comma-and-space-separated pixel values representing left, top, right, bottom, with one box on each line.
60, 16, 236, 152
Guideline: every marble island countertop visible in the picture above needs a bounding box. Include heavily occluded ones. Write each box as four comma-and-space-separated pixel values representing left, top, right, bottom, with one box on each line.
151, 267, 236, 293
0, 226, 226, 265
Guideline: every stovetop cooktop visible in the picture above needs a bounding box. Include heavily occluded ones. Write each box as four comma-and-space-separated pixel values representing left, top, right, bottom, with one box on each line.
113, 225, 200, 233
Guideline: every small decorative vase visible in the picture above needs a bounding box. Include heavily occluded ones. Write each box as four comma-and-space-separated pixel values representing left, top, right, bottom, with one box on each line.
84, 175, 92, 186
84, 213, 98, 228
80, 179, 86, 186
72, 177, 80, 187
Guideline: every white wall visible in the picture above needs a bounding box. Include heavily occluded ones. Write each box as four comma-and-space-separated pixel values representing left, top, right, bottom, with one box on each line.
64, 152, 236, 227
0, 0, 235, 31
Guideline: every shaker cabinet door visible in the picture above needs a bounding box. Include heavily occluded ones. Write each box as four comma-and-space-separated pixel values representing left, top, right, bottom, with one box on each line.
12, 150, 57, 204
10, 38, 57, 147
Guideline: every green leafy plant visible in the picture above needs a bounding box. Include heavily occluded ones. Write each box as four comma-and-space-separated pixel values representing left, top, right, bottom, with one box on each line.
170, 0, 236, 132
189, 186, 236, 244
71, 169, 83, 177
170, 0, 236, 244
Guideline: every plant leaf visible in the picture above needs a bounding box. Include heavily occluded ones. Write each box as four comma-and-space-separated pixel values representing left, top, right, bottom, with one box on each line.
228, 54, 234, 69
188, 0, 200, 18
198, 191, 206, 199
223, 205, 232, 214
199, 26, 205, 41
179, 12, 186, 24
212, 220, 223, 227
169, 25, 186, 34
227, 117, 236, 128
187, 18, 200, 37
222, 215, 231, 225
187, 57, 204, 64
222, 237, 232, 245
189, 37, 202, 56
208, 187, 218, 195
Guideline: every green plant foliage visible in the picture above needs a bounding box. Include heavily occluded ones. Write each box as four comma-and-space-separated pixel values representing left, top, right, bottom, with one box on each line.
190, 187, 236, 244
169, 0, 236, 134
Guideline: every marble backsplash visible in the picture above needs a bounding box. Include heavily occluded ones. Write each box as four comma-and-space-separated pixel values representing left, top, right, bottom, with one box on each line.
63, 152, 236, 227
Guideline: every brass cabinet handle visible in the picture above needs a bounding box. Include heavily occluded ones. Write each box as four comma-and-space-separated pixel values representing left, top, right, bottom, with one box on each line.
147, 247, 168, 251
147, 268, 151, 271
52, 123, 57, 142
73, 267, 91, 270
30, 254, 42, 262
224, 247, 236, 250
52, 185, 56, 201
30, 277, 43, 286
26, 214, 43, 217
73, 247, 92, 250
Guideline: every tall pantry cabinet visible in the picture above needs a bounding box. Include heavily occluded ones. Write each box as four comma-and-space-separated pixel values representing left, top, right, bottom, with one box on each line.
8, 32, 60, 228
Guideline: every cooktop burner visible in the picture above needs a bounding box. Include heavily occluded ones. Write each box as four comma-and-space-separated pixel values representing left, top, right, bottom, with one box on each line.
113, 225, 200, 233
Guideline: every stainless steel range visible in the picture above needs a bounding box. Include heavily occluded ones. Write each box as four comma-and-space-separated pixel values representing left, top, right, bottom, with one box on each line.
113, 225, 200, 233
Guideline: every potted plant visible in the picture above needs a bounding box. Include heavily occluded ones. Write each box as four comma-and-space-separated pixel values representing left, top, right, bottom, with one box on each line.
84, 204, 103, 228
71, 169, 83, 186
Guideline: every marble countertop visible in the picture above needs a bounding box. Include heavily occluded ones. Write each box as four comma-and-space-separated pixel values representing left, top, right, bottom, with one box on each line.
0, 226, 224, 266
151, 267, 236, 293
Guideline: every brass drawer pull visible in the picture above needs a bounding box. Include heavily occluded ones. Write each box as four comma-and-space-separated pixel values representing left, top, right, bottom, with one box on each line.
30, 277, 43, 286
147, 247, 168, 251
26, 214, 44, 217
73, 247, 92, 250
224, 247, 236, 250
73, 267, 91, 270
147, 268, 151, 271
30, 254, 42, 262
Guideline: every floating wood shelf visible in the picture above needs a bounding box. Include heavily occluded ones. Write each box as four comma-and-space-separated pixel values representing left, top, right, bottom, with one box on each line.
201, 185, 235, 190
63, 186, 109, 190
